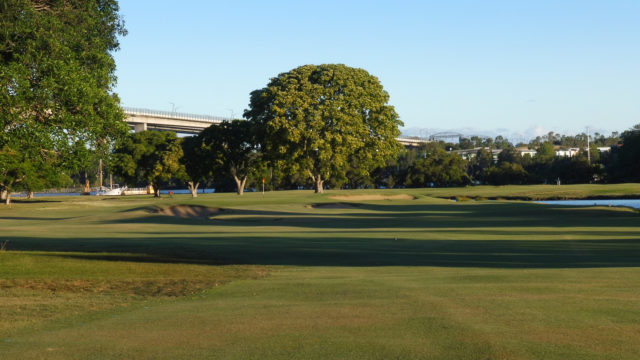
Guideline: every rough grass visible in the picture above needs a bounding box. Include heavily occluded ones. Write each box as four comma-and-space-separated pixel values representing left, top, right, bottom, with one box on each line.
0, 251, 267, 337
1, 186, 639, 359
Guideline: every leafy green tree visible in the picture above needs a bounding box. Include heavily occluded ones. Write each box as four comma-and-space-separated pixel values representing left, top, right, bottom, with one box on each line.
497, 146, 521, 165
200, 120, 260, 195
550, 156, 597, 184
0, 0, 128, 203
181, 135, 215, 197
485, 162, 529, 185
407, 148, 470, 187
112, 131, 185, 197
611, 124, 640, 181
467, 148, 494, 183
244, 64, 403, 193
493, 135, 512, 149
535, 141, 556, 163
458, 137, 474, 150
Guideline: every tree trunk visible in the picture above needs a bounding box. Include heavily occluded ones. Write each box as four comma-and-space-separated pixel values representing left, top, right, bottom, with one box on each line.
27, 191, 34, 199
307, 170, 325, 194
315, 176, 324, 194
5, 193, 10, 205
187, 181, 199, 198
152, 183, 161, 197
233, 175, 247, 195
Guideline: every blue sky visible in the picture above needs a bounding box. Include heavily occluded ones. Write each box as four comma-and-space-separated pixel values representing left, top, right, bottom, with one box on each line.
113, 1, 639, 141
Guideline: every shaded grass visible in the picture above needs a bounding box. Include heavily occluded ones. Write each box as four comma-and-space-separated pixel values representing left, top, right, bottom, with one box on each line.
421, 183, 640, 200
0, 188, 639, 359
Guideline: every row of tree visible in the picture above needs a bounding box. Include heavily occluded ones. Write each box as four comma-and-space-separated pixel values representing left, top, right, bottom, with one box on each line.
110, 64, 403, 197
0, 2, 403, 203
102, 121, 639, 198
2, 2, 638, 203
373, 125, 639, 188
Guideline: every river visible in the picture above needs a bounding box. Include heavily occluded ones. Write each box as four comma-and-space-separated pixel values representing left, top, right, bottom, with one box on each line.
536, 199, 640, 209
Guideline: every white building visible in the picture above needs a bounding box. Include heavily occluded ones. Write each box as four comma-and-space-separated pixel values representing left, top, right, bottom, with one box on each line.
555, 148, 580, 157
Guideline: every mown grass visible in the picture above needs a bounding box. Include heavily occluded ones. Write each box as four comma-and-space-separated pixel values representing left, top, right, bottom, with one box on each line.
1, 186, 639, 359
421, 183, 640, 200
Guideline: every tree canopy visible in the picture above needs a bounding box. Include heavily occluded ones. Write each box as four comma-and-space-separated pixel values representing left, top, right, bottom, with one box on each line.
0, 0, 127, 203
112, 131, 185, 197
406, 147, 470, 187
200, 120, 260, 195
244, 64, 403, 193
181, 135, 213, 197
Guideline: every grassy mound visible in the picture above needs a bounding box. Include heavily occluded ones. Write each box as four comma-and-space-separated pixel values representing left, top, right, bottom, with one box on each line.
329, 194, 416, 201
307, 203, 358, 209
155, 205, 219, 219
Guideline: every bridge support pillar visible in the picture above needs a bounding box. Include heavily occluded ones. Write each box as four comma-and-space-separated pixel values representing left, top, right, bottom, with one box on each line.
134, 123, 147, 132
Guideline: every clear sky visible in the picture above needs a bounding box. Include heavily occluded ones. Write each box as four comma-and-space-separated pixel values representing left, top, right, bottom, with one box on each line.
113, 1, 639, 141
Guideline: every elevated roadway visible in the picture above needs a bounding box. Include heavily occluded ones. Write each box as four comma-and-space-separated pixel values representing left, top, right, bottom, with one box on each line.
124, 107, 232, 134
123, 107, 431, 146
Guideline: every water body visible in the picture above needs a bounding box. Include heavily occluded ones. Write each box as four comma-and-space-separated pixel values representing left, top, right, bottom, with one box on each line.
536, 199, 640, 209
12, 188, 216, 198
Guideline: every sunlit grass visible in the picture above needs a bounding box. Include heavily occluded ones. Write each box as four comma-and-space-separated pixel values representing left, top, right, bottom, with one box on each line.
0, 187, 639, 359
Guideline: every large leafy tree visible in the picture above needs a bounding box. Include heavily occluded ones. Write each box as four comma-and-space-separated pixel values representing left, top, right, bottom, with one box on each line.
181, 134, 214, 198
614, 124, 640, 182
112, 131, 185, 197
0, 0, 128, 203
200, 120, 260, 195
244, 64, 403, 193
406, 148, 470, 187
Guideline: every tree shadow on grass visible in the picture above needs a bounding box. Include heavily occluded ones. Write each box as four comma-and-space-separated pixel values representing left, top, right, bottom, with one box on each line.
105, 202, 639, 230
4, 201, 639, 269
0, 216, 77, 221
5, 234, 640, 269
8, 199, 63, 204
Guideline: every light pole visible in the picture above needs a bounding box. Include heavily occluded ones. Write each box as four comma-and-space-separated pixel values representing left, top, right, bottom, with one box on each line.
587, 126, 591, 165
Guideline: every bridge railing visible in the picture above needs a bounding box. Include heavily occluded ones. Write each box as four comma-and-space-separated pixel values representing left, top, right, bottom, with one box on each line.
123, 107, 233, 123
396, 136, 430, 144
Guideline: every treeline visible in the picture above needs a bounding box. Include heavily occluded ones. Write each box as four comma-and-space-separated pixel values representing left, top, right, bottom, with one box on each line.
376, 126, 639, 188
100, 123, 640, 197
3, 119, 639, 201
2, 3, 638, 203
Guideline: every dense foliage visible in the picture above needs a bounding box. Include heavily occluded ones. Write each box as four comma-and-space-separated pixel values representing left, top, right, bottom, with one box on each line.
112, 131, 185, 197
200, 120, 260, 195
244, 64, 403, 193
0, 0, 127, 203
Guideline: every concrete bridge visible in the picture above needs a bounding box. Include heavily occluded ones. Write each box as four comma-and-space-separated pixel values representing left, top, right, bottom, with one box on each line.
123, 107, 431, 146
124, 107, 232, 134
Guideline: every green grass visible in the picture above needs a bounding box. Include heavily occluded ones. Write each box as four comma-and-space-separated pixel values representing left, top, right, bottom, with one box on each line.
1, 186, 639, 359
421, 183, 640, 200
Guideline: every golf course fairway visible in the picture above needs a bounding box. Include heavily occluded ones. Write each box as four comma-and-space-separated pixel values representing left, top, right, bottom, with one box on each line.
1, 185, 639, 359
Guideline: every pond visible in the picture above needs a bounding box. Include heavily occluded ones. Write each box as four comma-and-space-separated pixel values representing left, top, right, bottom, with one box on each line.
536, 199, 640, 210
11, 188, 217, 198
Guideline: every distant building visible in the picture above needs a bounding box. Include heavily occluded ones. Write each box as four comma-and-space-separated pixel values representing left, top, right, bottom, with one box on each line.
555, 148, 580, 157
450, 147, 502, 162
516, 147, 537, 157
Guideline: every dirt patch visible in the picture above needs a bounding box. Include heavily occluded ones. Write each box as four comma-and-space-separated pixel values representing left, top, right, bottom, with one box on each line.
156, 205, 219, 219
307, 203, 358, 209
329, 194, 416, 201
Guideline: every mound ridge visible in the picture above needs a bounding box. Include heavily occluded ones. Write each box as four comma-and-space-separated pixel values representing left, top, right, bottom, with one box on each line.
329, 194, 416, 201
156, 205, 219, 219
307, 203, 358, 209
